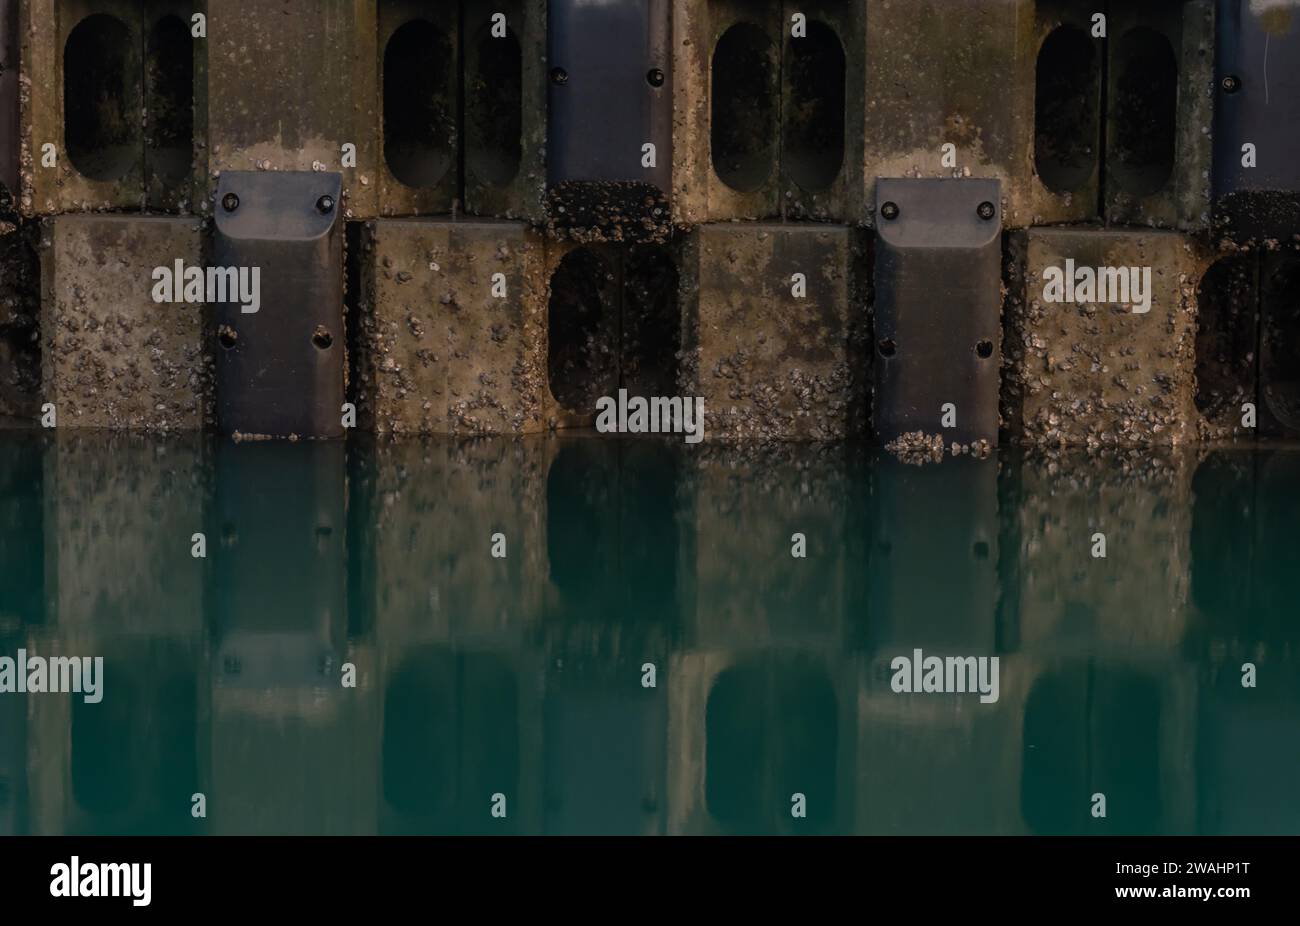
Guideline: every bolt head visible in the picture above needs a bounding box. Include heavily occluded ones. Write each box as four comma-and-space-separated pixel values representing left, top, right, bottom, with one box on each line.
221, 193, 239, 212
550, 67, 568, 85
977, 201, 996, 220
1221, 75, 1240, 93
316, 194, 335, 214
880, 201, 900, 220
647, 68, 665, 88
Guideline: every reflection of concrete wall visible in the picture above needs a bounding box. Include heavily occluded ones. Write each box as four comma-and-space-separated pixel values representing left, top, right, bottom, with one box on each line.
26, 635, 205, 835
855, 654, 1197, 835
667, 651, 857, 835
208, 680, 378, 835
360, 437, 548, 653
1012, 450, 1194, 652
377, 645, 542, 835
684, 443, 847, 648
44, 432, 206, 636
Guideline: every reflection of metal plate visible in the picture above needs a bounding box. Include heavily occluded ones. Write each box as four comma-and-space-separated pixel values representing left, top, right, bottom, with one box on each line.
1214, 0, 1300, 235
212, 442, 346, 688
547, 0, 671, 190
212, 171, 344, 438
872, 178, 1002, 446
868, 457, 1000, 654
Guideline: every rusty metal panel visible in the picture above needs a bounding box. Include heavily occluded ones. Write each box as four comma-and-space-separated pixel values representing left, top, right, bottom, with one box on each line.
872, 178, 1002, 446
212, 170, 344, 438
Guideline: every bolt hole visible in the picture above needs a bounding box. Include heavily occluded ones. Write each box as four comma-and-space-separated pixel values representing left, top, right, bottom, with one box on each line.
223, 656, 241, 676
976, 339, 994, 359
878, 337, 897, 358
217, 326, 238, 350
312, 327, 333, 350
1221, 74, 1240, 94
550, 67, 568, 85
647, 68, 665, 88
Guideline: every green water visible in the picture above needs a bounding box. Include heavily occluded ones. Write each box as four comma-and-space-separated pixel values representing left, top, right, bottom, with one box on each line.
1, 433, 1297, 835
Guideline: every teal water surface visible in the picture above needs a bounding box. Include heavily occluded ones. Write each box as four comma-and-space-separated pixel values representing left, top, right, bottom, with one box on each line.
0, 433, 1297, 835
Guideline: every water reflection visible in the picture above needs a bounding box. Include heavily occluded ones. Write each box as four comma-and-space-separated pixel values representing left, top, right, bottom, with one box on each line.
0, 432, 1297, 835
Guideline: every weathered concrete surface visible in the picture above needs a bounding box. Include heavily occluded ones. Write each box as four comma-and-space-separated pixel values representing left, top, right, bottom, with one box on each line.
1003, 227, 1208, 447
461, 0, 546, 222
863, 0, 1036, 228
40, 215, 211, 429
356, 218, 547, 434
20, 0, 146, 214
1029, 0, 1103, 225
202, 0, 377, 219
681, 223, 868, 440
672, 0, 865, 225
1104, 0, 1214, 230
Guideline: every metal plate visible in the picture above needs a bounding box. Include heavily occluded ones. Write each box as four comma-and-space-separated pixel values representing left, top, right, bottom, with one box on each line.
1214, 0, 1300, 236
0, 0, 17, 198
548, 0, 671, 187
212, 170, 344, 438
872, 178, 1002, 446
547, 0, 671, 237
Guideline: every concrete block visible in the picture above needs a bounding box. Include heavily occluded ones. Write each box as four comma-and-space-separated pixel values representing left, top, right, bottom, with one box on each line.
202, 0, 377, 218
1103, 0, 1215, 229
356, 218, 547, 434
672, 0, 865, 224
19, 0, 200, 215
461, 0, 546, 221
863, 0, 1036, 228
40, 214, 211, 429
680, 223, 868, 440
1003, 227, 1207, 447
543, 239, 683, 428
